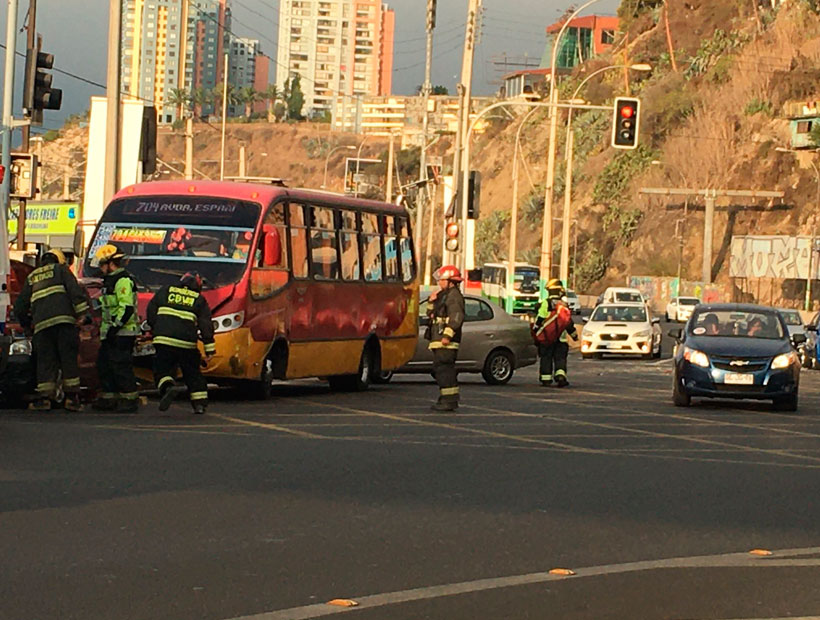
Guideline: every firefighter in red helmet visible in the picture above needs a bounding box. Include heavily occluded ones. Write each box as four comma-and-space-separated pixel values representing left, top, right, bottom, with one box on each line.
427, 265, 465, 411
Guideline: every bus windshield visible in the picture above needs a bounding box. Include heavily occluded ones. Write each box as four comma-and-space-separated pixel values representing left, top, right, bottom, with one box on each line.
85, 196, 261, 290
514, 268, 539, 294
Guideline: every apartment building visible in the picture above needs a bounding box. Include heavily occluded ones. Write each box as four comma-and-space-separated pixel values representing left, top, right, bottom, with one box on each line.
228, 38, 270, 116
276, 0, 395, 118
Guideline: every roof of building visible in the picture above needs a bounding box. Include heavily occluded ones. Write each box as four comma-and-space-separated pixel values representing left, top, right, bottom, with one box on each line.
546, 14, 619, 35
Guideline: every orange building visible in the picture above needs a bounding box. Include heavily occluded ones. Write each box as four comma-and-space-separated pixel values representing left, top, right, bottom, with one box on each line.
543, 15, 619, 70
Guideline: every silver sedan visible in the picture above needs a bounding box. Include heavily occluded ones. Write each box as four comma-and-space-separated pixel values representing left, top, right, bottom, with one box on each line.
381, 294, 537, 385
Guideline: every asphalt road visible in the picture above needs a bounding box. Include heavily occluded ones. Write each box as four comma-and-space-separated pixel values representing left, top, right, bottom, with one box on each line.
3, 333, 820, 620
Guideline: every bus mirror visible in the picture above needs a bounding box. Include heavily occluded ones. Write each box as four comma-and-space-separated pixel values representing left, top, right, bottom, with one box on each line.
263, 228, 282, 267
73, 228, 85, 259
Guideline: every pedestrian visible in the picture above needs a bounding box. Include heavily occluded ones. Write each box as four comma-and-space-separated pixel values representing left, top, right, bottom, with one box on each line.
533, 279, 578, 388
427, 265, 465, 411
14, 248, 89, 411
92, 244, 141, 412
146, 272, 215, 414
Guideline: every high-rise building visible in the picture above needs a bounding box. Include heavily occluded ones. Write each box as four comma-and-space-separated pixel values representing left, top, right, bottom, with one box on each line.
276, 0, 395, 118
228, 37, 260, 116
121, 0, 230, 124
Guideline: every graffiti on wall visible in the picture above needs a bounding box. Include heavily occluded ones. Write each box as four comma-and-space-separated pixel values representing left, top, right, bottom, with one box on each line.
628, 276, 728, 311
730, 236, 820, 280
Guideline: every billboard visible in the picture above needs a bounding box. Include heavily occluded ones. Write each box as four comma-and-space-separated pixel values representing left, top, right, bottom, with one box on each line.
730, 235, 820, 280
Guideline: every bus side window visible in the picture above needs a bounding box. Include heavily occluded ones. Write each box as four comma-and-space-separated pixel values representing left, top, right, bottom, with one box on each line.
397, 217, 415, 283
290, 203, 309, 278
384, 216, 399, 281
251, 203, 290, 300
309, 206, 340, 281
340, 210, 360, 281
361, 212, 383, 282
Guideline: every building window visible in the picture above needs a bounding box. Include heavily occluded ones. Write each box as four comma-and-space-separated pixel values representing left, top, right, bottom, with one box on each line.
797, 120, 813, 134
601, 29, 615, 44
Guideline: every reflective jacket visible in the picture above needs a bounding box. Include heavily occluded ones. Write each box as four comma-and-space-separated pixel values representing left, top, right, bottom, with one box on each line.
146, 284, 215, 355
100, 268, 139, 338
534, 298, 577, 344
428, 286, 465, 350
14, 263, 88, 334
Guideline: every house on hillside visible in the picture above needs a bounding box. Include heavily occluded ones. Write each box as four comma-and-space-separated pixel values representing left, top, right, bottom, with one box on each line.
542, 15, 619, 71
500, 68, 554, 100
784, 99, 820, 150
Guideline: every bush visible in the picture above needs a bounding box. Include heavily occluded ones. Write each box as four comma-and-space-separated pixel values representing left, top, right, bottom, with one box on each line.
592, 144, 656, 207
576, 247, 609, 292
744, 98, 773, 117
476, 210, 510, 265
644, 75, 697, 140
684, 29, 751, 81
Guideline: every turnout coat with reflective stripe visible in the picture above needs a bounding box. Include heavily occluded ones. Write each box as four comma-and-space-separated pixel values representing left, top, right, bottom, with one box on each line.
146, 285, 215, 354
14, 263, 89, 333
427, 286, 465, 350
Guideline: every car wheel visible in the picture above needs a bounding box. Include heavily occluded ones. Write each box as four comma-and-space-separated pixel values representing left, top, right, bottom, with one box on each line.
329, 345, 375, 392
665, 312, 670, 322
774, 392, 798, 412
582, 353, 593, 360
653, 339, 662, 359
482, 349, 514, 385
372, 370, 394, 384
672, 374, 691, 407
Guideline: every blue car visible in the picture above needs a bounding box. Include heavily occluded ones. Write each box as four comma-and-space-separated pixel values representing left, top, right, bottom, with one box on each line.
669, 304, 805, 411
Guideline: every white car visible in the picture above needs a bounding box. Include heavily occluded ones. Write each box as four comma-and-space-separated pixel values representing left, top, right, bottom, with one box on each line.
581, 302, 662, 359
599, 287, 646, 305
665, 296, 700, 322
565, 289, 581, 315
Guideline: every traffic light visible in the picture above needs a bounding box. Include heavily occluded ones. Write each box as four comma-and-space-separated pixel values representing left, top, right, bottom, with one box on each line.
467, 170, 481, 219
9, 153, 38, 199
427, 0, 437, 31
445, 221, 459, 252
611, 97, 640, 150
23, 35, 62, 126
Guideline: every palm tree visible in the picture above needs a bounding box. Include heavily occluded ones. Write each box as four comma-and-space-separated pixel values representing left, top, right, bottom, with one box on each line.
191, 87, 212, 118
167, 88, 190, 121
237, 87, 261, 119
264, 84, 279, 122
212, 83, 237, 118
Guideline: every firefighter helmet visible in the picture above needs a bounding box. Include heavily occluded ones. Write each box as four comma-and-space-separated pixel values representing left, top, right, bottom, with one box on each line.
42, 248, 67, 265
92, 244, 126, 267
180, 271, 203, 292
433, 265, 463, 282
547, 278, 565, 299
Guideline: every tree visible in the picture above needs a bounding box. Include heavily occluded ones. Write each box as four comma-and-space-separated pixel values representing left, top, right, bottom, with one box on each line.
167, 88, 190, 120
212, 83, 237, 117
287, 75, 305, 121
264, 84, 279, 122
281, 77, 291, 120
273, 101, 287, 122
191, 87, 212, 118
415, 84, 449, 96
237, 87, 261, 119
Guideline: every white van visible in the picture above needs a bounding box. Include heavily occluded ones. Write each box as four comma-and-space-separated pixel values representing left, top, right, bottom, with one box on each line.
598, 287, 646, 305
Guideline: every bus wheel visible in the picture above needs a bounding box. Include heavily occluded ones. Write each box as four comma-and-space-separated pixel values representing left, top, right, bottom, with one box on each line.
329, 345, 375, 392
372, 370, 394, 384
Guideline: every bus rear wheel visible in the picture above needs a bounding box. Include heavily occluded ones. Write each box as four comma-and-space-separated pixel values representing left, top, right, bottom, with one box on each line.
329, 345, 376, 392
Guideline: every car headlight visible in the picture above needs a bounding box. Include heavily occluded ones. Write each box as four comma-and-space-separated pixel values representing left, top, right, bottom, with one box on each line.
634, 330, 651, 339
212, 311, 245, 334
9, 339, 32, 356
683, 346, 710, 368
771, 352, 797, 369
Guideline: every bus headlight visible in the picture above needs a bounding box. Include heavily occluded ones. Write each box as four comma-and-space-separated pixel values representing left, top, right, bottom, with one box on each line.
212, 311, 245, 334
9, 338, 32, 356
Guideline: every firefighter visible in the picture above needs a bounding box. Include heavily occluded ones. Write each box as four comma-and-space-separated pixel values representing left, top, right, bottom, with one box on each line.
427, 265, 465, 411
146, 272, 215, 414
14, 248, 89, 411
534, 278, 578, 387
92, 244, 141, 412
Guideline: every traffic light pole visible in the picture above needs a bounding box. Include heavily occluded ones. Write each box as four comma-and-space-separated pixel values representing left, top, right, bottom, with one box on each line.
416, 0, 434, 269
0, 0, 19, 329
17, 0, 36, 250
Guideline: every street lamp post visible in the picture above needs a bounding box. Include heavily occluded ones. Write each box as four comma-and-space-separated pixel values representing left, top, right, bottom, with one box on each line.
322, 145, 356, 189
559, 63, 651, 285
776, 146, 820, 311
354, 134, 372, 198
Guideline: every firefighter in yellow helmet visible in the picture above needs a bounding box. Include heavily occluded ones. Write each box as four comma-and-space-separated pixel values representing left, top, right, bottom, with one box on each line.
533, 279, 577, 387
427, 265, 465, 411
91, 244, 141, 412
14, 248, 89, 411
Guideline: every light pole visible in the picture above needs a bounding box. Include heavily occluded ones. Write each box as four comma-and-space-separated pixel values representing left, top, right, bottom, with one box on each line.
559, 63, 652, 285
776, 146, 820, 311
651, 159, 691, 292
542, 0, 606, 296
354, 134, 372, 198
322, 145, 356, 189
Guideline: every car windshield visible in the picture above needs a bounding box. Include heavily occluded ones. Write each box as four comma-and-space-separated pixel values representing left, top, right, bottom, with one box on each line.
689, 309, 785, 339
780, 310, 803, 326
513, 268, 539, 294
591, 304, 647, 323
84, 196, 260, 290
614, 292, 642, 303
679, 298, 699, 306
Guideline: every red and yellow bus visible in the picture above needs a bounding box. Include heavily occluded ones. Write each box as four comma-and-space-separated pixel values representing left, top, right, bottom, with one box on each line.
83, 180, 419, 397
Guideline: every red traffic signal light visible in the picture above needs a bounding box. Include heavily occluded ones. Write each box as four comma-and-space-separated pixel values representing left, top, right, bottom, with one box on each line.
611, 97, 640, 150
445, 221, 459, 252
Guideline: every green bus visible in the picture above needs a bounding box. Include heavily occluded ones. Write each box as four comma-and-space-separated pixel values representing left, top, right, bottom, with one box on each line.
481, 263, 541, 314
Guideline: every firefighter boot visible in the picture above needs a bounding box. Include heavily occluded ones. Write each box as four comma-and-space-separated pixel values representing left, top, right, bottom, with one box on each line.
192, 402, 207, 415
64, 394, 84, 412
117, 398, 140, 413
92, 396, 118, 411
28, 398, 52, 411
555, 375, 569, 388
158, 383, 184, 412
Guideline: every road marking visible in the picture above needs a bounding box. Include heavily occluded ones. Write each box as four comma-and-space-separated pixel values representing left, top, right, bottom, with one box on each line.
225, 546, 820, 620
211, 414, 327, 439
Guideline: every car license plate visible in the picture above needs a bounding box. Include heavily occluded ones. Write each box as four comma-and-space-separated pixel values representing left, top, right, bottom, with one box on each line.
724, 372, 754, 385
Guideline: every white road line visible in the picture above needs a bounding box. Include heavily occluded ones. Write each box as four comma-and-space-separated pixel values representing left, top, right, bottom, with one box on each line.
225, 546, 820, 620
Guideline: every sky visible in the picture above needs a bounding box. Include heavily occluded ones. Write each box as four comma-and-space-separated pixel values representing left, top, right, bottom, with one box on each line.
0, 0, 621, 131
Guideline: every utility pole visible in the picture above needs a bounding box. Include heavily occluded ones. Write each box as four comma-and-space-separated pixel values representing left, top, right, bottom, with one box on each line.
1, 0, 19, 328
104, 0, 122, 206
219, 53, 228, 181
454, 0, 481, 271
184, 117, 193, 180
238, 144, 246, 177
416, 0, 435, 264
386, 131, 395, 202
423, 178, 437, 285
639, 187, 784, 284
15, 0, 36, 250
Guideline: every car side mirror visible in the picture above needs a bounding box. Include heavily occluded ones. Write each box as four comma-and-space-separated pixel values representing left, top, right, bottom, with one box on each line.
582, 317, 589, 323
792, 333, 807, 345
73, 228, 85, 260
668, 327, 683, 341
262, 225, 282, 267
